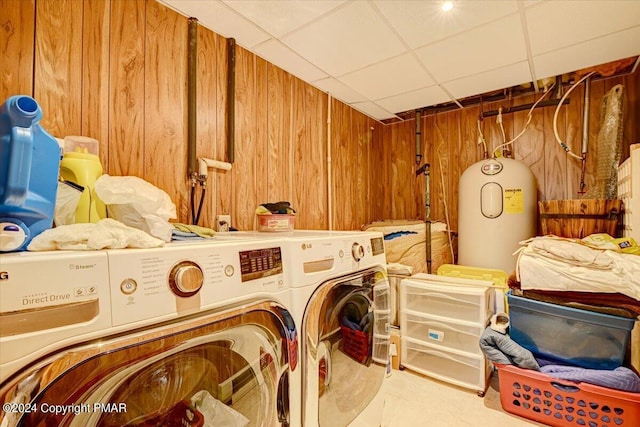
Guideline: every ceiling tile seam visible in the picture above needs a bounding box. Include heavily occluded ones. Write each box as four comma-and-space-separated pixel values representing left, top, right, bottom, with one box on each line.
269, 1, 351, 41
204, 0, 269, 43
440, 59, 532, 86
402, 10, 522, 53
251, 38, 329, 80
518, 0, 538, 91
367, 1, 444, 102
530, 23, 640, 58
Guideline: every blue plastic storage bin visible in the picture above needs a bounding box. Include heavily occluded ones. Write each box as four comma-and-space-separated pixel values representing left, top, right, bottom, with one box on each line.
507, 292, 635, 370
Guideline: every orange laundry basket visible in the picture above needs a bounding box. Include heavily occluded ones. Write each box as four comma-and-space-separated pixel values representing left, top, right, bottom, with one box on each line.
495, 364, 640, 427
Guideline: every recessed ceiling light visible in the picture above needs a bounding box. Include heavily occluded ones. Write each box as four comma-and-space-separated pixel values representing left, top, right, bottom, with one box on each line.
442, 1, 454, 12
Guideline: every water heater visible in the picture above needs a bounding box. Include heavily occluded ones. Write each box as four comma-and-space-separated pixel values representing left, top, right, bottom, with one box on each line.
458, 158, 537, 273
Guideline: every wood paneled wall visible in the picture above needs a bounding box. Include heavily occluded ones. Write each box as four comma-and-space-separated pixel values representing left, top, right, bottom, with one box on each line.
2, 0, 637, 233
1, 0, 377, 231
377, 71, 640, 233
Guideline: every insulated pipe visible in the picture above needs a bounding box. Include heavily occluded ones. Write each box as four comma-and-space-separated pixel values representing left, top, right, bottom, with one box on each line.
226, 38, 236, 164
415, 110, 422, 165
187, 17, 198, 178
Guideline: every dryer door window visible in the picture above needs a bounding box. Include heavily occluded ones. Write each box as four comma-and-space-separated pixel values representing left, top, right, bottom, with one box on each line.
303, 266, 390, 427
0, 301, 296, 427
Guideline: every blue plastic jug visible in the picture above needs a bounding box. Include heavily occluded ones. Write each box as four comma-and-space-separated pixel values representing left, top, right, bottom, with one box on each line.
0, 95, 60, 251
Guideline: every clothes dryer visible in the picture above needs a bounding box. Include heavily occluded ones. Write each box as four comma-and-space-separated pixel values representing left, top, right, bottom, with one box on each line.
280, 231, 390, 427
0, 237, 298, 427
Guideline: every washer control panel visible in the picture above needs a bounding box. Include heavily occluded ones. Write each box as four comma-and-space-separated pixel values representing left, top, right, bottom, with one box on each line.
106, 241, 286, 327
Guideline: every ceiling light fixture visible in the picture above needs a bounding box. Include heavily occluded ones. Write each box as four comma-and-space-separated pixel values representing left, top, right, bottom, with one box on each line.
441, 1, 454, 12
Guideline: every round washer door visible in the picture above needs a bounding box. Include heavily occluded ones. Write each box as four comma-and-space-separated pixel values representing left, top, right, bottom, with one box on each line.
0, 301, 296, 427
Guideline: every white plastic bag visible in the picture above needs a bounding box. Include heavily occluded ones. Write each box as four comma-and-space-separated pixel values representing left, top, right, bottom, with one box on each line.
191, 390, 249, 427
94, 175, 176, 242
54, 181, 83, 226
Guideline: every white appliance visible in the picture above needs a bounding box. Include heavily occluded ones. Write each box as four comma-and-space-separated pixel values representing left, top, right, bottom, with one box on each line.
280, 230, 390, 427
0, 237, 298, 427
458, 157, 537, 273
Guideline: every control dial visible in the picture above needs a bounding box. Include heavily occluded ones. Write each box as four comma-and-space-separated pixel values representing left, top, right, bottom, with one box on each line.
352, 243, 365, 262
169, 261, 204, 297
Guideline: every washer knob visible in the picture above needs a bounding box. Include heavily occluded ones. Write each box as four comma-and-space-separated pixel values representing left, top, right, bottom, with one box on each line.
352, 243, 365, 262
169, 261, 203, 297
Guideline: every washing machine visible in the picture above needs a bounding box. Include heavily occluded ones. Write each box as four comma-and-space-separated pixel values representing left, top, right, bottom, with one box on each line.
0, 236, 298, 427
280, 231, 390, 427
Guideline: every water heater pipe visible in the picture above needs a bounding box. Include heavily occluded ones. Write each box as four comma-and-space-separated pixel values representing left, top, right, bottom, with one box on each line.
416, 163, 432, 273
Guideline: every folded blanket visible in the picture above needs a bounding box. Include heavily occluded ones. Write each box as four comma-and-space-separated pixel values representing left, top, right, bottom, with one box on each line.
516, 235, 640, 301
540, 364, 640, 393
27, 219, 165, 250
479, 313, 540, 370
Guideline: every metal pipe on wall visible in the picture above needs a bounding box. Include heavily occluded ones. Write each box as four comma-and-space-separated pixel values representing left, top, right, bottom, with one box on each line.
415, 109, 422, 165
327, 93, 333, 230
187, 17, 198, 178
226, 38, 236, 164
582, 76, 591, 155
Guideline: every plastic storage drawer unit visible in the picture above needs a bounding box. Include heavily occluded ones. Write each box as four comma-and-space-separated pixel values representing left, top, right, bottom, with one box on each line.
508, 292, 635, 369
496, 364, 640, 427
401, 309, 484, 355
401, 337, 490, 392
400, 274, 493, 324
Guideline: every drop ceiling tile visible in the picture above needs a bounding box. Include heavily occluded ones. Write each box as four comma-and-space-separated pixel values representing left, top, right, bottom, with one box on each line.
221, 0, 345, 38
526, 0, 640, 56
533, 26, 640, 80
415, 13, 526, 83
339, 53, 435, 101
160, 0, 270, 47
442, 61, 532, 100
375, 85, 452, 114
282, 1, 406, 76
254, 39, 328, 82
350, 102, 397, 121
374, 0, 518, 49
311, 77, 368, 104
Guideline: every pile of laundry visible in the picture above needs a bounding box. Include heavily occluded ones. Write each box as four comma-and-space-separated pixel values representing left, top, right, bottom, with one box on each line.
479, 312, 640, 393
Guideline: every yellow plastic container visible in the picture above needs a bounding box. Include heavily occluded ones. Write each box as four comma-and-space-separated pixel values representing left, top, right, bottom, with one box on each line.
59, 137, 106, 223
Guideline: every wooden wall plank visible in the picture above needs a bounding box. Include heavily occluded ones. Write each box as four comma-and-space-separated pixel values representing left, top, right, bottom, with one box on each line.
292, 78, 326, 229
109, 0, 144, 177
1, 0, 35, 100
234, 46, 258, 231
448, 110, 460, 232
353, 108, 370, 229
34, 0, 82, 137
144, 0, 187, 222
215, 34, 231, 225
266, 63, 292, 204
543, 94, 568, 201
330, 98, 350, 229
82, 0, 110, 169
585, 79, 605, 197
565, 84, 585, 199
195, 20, 218, 229
255, 55, 269, 226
